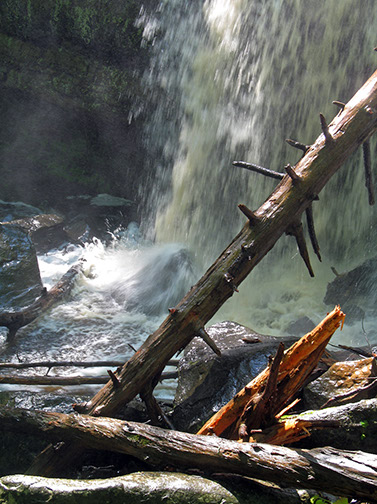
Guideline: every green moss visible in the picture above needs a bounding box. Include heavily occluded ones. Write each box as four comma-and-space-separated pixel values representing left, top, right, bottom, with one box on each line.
0, 0, 145, 59
73, 6, 95, 45
0, 1, 147, 207
127, 434, 151, 448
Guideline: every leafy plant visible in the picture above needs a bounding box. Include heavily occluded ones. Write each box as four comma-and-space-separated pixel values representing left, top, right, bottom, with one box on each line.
310, 496, 349, 504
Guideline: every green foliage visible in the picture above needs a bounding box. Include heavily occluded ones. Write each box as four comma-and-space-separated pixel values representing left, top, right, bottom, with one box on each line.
360, 419, 369, 440
310, 497, 348, 504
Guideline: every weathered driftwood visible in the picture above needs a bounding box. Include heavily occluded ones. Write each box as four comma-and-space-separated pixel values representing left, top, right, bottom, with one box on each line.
0, 359, 179, 370
0, 371, 177, 386
198, 306, 345, 438
1, 407, 377, 502
28, 70, 377, 476
0, 261, 84, 340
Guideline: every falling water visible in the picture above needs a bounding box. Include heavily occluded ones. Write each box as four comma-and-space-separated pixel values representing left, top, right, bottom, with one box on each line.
141, 0, 377, 343
2, 1, 377, 408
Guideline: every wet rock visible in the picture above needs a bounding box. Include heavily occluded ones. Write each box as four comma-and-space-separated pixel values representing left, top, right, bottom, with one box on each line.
63, 194, 137, 243
324, 257, 377, 321
303, 357, 376, 410
172, 321, 297, 432
89, 194, 133, 208
0, 223, 43, 310
1, 214, 63, 235
0, 200, 43, 222
0, 472, 313, 504
0, 473, 240, 504
2, 213, 67, 254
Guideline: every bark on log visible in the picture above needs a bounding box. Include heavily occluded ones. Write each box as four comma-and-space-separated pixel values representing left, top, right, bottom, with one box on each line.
1, 407, 377, 502
0, 359, 179, 370
28, 69, 377, 476
284, 398, 377, 452
198, 306, 345, 438
0, 261, 84, 340
0, 371, 177, 386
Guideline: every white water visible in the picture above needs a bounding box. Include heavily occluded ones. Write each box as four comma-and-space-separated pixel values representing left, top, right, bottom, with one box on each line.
2, 1, 377, 406
0, 224, 194, 398
141, 0, 377, 345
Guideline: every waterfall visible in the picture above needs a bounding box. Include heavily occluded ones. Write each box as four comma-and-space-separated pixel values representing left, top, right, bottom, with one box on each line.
140, 0, 377, 342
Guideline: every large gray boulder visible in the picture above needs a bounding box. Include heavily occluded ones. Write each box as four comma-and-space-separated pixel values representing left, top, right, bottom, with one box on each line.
0, 473, 238, 504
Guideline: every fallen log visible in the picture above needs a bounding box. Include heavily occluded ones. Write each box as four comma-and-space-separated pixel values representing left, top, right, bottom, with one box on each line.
1, 407, 376, 502
285, 398, 377, 452
198, 306, 345, 438
0, 358, 179, 370
28, 68, 377, 476
0, 371, 177, 386
0, 261, 84, 340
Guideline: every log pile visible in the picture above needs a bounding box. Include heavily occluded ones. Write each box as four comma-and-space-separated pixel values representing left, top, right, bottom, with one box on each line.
1, 65, 377, 501
197, 306, 345, 441
1, 405, 377, 502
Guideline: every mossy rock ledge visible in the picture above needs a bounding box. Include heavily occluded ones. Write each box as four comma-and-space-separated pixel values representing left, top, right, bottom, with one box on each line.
0, 0, 154, 208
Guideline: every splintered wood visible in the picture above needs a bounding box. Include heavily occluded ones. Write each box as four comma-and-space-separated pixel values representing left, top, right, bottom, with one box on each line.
197, 306, 346, 441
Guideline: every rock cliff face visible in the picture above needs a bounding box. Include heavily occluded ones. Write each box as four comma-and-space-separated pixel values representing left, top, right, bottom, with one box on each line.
0, 0, 153, 209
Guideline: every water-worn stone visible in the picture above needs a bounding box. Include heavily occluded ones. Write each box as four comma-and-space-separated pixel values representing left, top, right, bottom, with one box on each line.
303, 357, 376, 410
172, 321, 297, 432
0, 472, 312, 504
0, 472, 239, 504
0, 201, 43, 222
286, 316, 315, 335
2, 214, 67, 254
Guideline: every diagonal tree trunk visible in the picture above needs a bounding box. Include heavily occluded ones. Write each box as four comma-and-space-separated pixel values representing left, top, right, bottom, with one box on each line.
28, 68, 377, 476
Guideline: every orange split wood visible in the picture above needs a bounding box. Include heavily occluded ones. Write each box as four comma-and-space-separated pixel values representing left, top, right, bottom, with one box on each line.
197, 306, 345, 438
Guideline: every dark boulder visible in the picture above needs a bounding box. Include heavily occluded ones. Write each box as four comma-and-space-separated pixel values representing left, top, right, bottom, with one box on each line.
172, 321, 297, 432
324, 257, 377, 321
286, 316, 315, 335
0, 223, 42, 310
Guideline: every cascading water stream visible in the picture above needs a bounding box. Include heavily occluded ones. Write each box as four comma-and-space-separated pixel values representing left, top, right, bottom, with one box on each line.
0, 225, 195, 402
141, 0, 377, 344
1, 1, 377, 410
